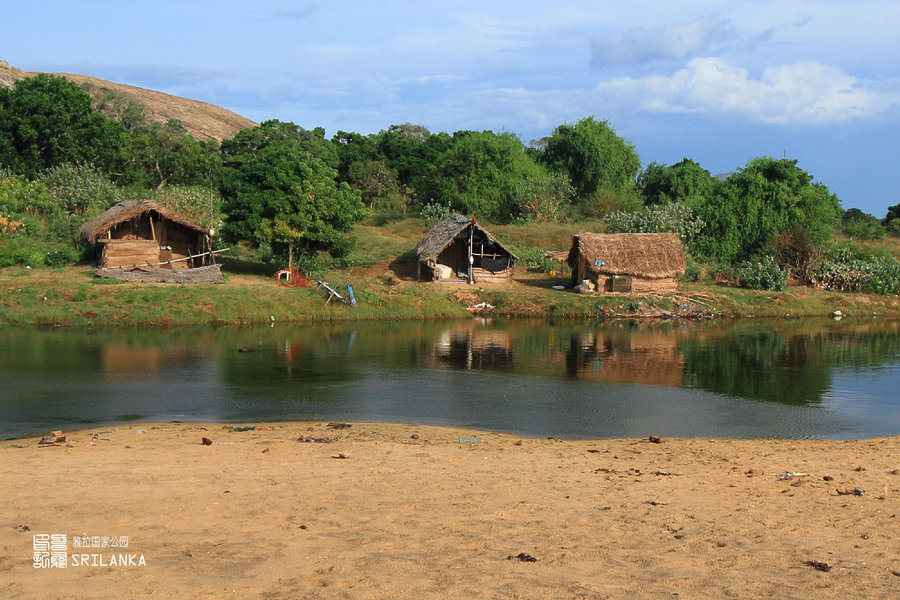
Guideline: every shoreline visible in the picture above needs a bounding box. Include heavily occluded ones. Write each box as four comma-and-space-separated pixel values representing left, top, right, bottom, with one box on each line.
2, 421, 898, 598
2, 265, 900, 328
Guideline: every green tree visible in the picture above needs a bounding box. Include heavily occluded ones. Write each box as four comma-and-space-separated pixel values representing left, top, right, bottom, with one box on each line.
841, 208, 885, 240
540, 116, 641, 213
118, 119, 221, 189
220, 120, 366, 265
637, 158, 716, 207
347, 160, 402, 212
424, 130, 551, 222
0, 74, 126, 177
691, 157, 841, 263
36, 163, 120, 217
375, 124, 451, 200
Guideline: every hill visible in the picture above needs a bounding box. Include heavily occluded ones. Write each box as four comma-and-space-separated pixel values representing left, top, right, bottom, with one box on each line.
0, 59, 256, 142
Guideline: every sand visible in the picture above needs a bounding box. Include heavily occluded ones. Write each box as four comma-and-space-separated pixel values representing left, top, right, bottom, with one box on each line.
1, 422, 898, 599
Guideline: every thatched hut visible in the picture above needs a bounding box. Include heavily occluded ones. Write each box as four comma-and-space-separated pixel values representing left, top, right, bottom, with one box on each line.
567, 233, 685, 293
79, 200, 221, 283
414, 214, 517, 283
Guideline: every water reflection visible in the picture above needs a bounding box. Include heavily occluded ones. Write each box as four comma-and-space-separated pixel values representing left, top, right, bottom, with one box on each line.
1, 318, 899, 440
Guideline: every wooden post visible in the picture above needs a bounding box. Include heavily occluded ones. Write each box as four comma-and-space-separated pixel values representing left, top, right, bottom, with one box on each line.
149, 216, 156, 242
468, 225, 474, 284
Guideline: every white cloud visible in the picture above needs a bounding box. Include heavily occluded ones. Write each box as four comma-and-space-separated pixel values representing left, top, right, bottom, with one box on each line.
591, 16, 734, 69
597, 57, 900, 125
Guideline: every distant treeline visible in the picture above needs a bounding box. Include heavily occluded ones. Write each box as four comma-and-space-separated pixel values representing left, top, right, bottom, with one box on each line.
2, 73, 900, 291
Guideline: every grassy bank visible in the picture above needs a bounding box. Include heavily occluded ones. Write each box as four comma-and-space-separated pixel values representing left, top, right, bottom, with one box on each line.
2, 217, 899, 327
2, 262, 899, 328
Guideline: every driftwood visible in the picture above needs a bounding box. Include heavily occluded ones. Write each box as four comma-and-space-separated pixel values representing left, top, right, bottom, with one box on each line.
95, 264, 224, 284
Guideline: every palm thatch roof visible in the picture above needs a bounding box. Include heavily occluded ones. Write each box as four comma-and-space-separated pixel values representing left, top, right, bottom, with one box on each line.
569, 233, 685, 279
414, 213, 517, 264
79, 200, 208, 245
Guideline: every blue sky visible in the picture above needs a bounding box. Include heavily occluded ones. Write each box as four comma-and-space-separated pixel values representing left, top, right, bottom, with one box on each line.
3, 0, 899, 217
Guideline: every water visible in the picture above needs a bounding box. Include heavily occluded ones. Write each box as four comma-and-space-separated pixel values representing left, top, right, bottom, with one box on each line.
2, 318, 899, 440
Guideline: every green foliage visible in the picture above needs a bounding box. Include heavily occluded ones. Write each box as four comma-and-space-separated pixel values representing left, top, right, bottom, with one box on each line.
765, 226, 823, 285
692, 157, 841, 263
36, 163, 119, 217
347, 160, 402, 212
735, 255, 789, 291
841, 208, 885, 241
513, 171, 573, 223
0, 74, 126, 177
680, 257, 703, 282
423, 130, 548, 223
540, 116, 641, 212
118, 120, 221, 189
151, 185, 224, 232
0, 175, 58, 218
419, 200, 452, 225
220, 120, 366, 263
812, 244, 900, 294
603, 202, 705, 254
638, 158, 716, 207
44, 246, 81, 267
375, 124, 449, 195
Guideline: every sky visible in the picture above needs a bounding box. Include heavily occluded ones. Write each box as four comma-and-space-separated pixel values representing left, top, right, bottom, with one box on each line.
3, 0, 899, 217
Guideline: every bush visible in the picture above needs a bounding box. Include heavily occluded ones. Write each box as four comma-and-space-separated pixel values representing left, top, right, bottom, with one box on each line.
604, 202, 705, 255
680, 257, 702, 282
44, 246, 82, 267
735, 255, 789, 291
36, 163, 120, 217
812, 245, 900, 294
419, 201, 452, 224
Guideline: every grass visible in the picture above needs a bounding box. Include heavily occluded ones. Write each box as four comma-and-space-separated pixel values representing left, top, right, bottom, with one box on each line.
2, 218, 899, 328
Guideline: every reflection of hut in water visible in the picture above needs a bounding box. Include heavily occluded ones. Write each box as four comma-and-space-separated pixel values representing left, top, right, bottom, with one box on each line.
79, 200, 222, 283
434, 322, 514, 370
567, 233, 685, 293
565, 330, 684, 387
414, 214, 517, 283
100, 345, 163, 381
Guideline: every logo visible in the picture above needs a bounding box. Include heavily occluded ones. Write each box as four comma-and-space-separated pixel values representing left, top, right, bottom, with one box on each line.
33, 533, 146, 568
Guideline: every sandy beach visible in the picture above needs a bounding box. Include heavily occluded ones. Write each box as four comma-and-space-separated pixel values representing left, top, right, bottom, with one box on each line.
1, 421, 898, 599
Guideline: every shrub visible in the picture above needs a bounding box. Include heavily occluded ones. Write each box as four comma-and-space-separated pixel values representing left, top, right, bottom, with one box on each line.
36, 163, 120, 217
735, 255, 789, 291
604, 202, 705, 255
44, 246, 82, 267
680, 257, 702, 282
419, 201, 452, 224
812, 245, 900, 294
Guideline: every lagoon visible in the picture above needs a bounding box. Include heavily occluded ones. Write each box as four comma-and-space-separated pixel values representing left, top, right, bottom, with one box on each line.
2, 318, 899, 440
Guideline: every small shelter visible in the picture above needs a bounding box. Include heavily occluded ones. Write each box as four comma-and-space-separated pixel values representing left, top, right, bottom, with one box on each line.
567, 232, 685, 294
414, 214, 517, 283
79, 200, 222, 283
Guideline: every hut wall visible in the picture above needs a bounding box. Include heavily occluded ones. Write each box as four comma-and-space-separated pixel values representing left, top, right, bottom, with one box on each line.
472, 267, 512, 282
100, 239, 159, 268
436, 242, 468, 278
587, 271, 678, 294
160, 222, 202, 267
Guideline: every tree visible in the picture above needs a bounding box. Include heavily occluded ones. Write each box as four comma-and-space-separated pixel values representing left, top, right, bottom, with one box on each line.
841, 208, 885, 240
118, 119, 221, 189
637, 158, 716, 207
220, 121, 366, 264
692, 157, 842, 262
424, 130, 551, 222
540, 116, 641, 213
0, 74, 126, 177
347, 160, 402, 212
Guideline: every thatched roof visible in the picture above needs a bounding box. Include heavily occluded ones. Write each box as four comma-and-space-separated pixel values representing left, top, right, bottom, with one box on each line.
569, 233, 685, 279
79, 200, 208, 245
414, 214, 517, 263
